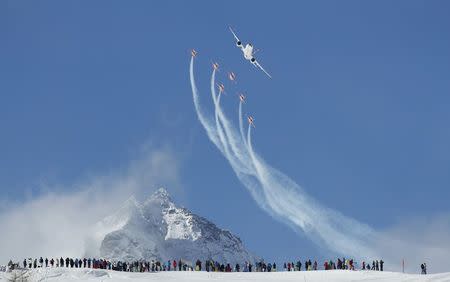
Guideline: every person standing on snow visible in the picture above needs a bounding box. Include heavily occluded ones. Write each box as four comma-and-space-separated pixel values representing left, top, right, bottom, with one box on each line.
206, 260, 210, 272
421, 263, 427, 274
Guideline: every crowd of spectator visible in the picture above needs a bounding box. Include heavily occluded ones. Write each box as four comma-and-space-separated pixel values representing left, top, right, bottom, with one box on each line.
0, 256, 425, 275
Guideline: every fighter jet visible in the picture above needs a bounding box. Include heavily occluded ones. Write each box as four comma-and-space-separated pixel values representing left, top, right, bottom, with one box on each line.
217, 83, 225, 94
229, 27, 272, 79
228, 71, 237, 82
212, 62, 219, 71
239, 93, 246, 103
247, 116, 255, 127
191, 49, 198, 58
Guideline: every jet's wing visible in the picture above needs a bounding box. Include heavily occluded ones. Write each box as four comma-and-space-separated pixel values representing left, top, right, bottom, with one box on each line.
229, 27, 241, 43
253, 60, 272, 79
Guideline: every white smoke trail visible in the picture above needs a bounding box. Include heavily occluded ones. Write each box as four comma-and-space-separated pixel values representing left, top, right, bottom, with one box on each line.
190, 57, 380, 260
211, 70, 246, 174
239, 101, 247, 148
211, 73, 253, 174
208, 70, 251, 175
246, 125, 378, 258
190, 57, 223, 153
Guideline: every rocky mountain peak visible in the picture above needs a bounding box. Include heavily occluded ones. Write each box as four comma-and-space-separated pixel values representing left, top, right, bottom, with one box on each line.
97, 188, 257, 264
143, 187, 173, 208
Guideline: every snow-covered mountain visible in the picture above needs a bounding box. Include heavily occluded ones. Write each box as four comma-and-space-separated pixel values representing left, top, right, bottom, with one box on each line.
96, 188, 257, 264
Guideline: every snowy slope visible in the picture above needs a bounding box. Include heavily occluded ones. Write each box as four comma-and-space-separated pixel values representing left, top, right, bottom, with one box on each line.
2, 268, 450, 282
97, 188, 257, 264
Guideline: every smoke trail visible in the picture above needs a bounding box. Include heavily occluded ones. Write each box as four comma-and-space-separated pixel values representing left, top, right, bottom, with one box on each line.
209, 70, 252, 176
239, 101, 247, 148
190, 57, 226, 155
190, 57, 380, 260
211, 71, 242, 172
211, 73, 253, 174
246, 125, 378, 258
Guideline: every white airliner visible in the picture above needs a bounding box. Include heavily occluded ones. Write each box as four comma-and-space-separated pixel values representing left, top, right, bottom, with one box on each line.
229, 27, 272, 79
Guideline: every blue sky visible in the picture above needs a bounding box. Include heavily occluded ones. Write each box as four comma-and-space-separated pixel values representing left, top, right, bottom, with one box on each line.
1, 1, 450, 264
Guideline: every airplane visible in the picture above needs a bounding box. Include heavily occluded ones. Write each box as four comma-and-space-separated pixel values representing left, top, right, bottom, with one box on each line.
217, 83, 225, 94
239, 93, 246, 103
228, 71, 236, 82
247, 116, 255, 127
191, 49, 198, 58
229, 27, 272, 79
212, 62, 220, 71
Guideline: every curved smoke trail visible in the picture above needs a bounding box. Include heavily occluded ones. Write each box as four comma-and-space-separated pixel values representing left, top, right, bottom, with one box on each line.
190, 57, 380, 260
190, 57, 226, 155
211, 72, 253, 175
